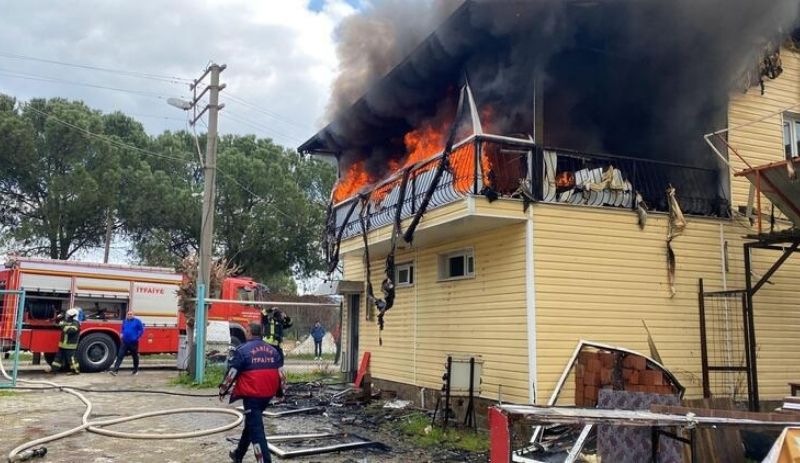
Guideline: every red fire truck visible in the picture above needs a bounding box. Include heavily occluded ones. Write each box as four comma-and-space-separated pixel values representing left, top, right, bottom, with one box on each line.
0, 258, 264, 372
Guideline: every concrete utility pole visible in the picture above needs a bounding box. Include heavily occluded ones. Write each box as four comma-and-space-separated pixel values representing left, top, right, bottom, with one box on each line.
190, 63, 226, 289
170, 63, 226, 378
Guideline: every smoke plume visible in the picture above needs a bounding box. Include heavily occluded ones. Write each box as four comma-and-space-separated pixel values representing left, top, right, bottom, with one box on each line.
318, 0, 800, 180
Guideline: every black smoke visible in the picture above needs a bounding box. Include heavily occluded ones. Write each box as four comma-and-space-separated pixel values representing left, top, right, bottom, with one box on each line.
314, 0, 800, 180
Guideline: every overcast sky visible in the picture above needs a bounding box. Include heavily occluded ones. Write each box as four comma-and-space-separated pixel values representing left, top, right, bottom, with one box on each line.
0, 0, 361, 272
0, 0, 362, 149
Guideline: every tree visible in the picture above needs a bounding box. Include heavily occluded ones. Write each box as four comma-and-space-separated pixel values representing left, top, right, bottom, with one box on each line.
121, 132, 336, 293
0, 97, 121, 259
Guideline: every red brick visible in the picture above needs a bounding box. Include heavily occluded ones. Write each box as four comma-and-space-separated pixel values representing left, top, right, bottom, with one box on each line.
623, 355, 647, 371
598, 352, 614, 368
600, 369, 612, 385
640, 370, 664, 386
623, 368, 634, 381
578, 351, 595, 365
586, 358, 602, 373
584, 370, 600, 386
585, 386, 598, 403
575, 384, 584, 406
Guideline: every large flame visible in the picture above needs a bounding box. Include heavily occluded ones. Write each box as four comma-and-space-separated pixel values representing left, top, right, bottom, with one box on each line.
332, 104, 495, 204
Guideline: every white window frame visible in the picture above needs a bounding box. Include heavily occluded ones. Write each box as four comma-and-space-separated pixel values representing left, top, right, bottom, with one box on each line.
437, 248, 475, 281
782, 113, 800, 159
395, 262, 415, 287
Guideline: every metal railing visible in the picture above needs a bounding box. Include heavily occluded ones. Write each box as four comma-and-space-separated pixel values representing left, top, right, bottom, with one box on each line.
0, 290, 26, 388
329, 142, 727, 240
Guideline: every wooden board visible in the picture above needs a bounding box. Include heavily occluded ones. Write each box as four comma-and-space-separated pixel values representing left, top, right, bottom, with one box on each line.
681, 398, 745, 463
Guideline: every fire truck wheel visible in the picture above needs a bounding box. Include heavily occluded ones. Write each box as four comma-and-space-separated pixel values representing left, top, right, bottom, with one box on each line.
76, 333, 118, 373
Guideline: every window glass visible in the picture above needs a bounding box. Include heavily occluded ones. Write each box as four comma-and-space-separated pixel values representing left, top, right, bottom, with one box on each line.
795, 120, 800, 158
449, 255, 465, 277
784, 121, 792, 157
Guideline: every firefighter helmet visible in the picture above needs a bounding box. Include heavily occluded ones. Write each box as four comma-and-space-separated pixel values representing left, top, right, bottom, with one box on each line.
66, 308, 79, 318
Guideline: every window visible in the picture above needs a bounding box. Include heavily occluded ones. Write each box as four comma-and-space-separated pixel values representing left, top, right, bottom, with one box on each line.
395, 262, 414, 287
438, 249, 475, 280
782, 114, 800, 159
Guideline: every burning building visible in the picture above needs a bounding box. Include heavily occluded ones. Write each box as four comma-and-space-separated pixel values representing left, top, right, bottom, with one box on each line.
302, 0, 800, 418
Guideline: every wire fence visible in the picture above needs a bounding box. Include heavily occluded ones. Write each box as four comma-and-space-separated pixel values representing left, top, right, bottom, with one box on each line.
0, 290, 26, 388
699, 287, 750, 402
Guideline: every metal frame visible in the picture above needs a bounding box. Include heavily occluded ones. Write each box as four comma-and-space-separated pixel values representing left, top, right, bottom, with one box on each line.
742, 233, 800, 411
0, 289, 26, 388
697, 279, 752, 406
265, 433, 382, 458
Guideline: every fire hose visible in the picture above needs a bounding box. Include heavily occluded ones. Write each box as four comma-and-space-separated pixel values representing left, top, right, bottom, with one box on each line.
0, 356, 243, 463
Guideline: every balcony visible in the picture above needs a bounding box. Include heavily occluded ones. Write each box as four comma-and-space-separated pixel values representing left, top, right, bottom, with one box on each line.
326, 133, 726, 257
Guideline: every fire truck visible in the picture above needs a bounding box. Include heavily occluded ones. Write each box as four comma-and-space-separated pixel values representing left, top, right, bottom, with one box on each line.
0, 258, 265, 372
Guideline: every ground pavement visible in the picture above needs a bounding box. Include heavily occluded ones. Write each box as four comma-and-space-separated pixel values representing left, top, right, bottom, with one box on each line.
1, 369, 480, 463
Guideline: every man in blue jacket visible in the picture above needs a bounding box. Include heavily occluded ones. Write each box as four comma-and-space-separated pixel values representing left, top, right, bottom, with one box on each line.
220, 323, 284, 463
311, 321, 325, 360
109, 310, 144, 375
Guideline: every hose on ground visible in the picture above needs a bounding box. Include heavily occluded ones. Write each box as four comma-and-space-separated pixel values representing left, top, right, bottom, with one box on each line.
1, 357, 243, 463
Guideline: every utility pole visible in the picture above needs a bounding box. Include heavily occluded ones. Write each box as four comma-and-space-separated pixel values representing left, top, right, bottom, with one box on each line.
190, 63, 226, 289
171, 63, 226, 379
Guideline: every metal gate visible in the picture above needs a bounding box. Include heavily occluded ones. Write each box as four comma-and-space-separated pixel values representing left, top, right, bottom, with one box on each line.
697, 279, 756, 409
0, 290, 26, 388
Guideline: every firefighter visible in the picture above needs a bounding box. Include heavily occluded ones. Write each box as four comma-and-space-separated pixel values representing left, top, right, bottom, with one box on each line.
260, 307, 292, 355
49, 308, 81, 374
219, 323, 284, 463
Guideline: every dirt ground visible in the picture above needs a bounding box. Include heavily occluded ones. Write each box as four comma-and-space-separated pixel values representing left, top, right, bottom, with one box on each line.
2, 368, 486, 463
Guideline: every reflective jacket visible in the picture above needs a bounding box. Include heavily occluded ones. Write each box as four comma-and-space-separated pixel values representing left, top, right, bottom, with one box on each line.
262, 313, 292, 347
58, 319, 80, 349
228, 339, 283, 402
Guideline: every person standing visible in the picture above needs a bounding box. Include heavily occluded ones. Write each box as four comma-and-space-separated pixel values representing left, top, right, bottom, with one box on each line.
220, 323, 284, 463
50, 308, 81, 374
260, 307, 292, 356
109, 310, 144, 376
310, 321, 325, 360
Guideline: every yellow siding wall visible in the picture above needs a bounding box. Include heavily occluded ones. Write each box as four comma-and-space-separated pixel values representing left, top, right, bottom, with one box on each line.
533, 203, 800, 402
342, 222, 531, 404
728, 46, 800, 212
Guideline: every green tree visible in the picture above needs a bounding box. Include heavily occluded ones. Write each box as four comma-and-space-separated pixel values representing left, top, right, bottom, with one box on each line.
122, 132, 336, 293
0, 97, 120, 259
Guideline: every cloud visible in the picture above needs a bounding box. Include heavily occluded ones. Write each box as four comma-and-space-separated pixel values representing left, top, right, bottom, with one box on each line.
0, 0, 356, 148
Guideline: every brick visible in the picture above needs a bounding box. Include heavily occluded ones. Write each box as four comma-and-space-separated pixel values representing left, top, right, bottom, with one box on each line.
586, 358, 602, 373
598, 351, 614, 368
623, 355, 647, 371
585, 386, 598, 403
626, 370, 640, 385
578, 351, 595, 365
623, 368, 634, 381
640, 370, 664, 386
584, 370, 600, 386
600, 369, 612, 385
575, 364, 585, 387
575, 384, 584, 406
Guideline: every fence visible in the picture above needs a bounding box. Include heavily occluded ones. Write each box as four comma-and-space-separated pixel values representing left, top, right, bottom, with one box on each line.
0, 290, 26, 388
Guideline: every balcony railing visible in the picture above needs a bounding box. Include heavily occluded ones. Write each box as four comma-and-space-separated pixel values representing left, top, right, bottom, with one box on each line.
327, 138, 727, 243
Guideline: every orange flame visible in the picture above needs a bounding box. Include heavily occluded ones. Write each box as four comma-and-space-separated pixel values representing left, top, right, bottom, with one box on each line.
332, 160, 373, 203
332, 104, 496, 204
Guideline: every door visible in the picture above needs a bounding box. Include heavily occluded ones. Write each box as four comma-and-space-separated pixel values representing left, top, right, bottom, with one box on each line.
347, 293, 360, 383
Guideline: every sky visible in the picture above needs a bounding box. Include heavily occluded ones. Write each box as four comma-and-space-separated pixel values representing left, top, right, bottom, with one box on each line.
0, 0, 360, 149
0, 0, 360, 278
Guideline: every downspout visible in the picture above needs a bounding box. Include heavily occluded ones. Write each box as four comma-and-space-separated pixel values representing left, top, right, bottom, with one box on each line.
413, 246, 419, 387
525, 206, 538, 404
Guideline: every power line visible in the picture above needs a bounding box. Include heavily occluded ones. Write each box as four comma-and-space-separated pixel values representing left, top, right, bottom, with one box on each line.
21, 103, 194, 164
223, 111, 305, 144
0, 51, 192, 84
0, 68, 183, 101
224, 91, 313, 132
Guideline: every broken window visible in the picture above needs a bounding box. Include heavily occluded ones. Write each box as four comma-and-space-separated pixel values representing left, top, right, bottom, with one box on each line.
438, 249, 475, 280
395, 262, 414, 287
782, 113, 800, 159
